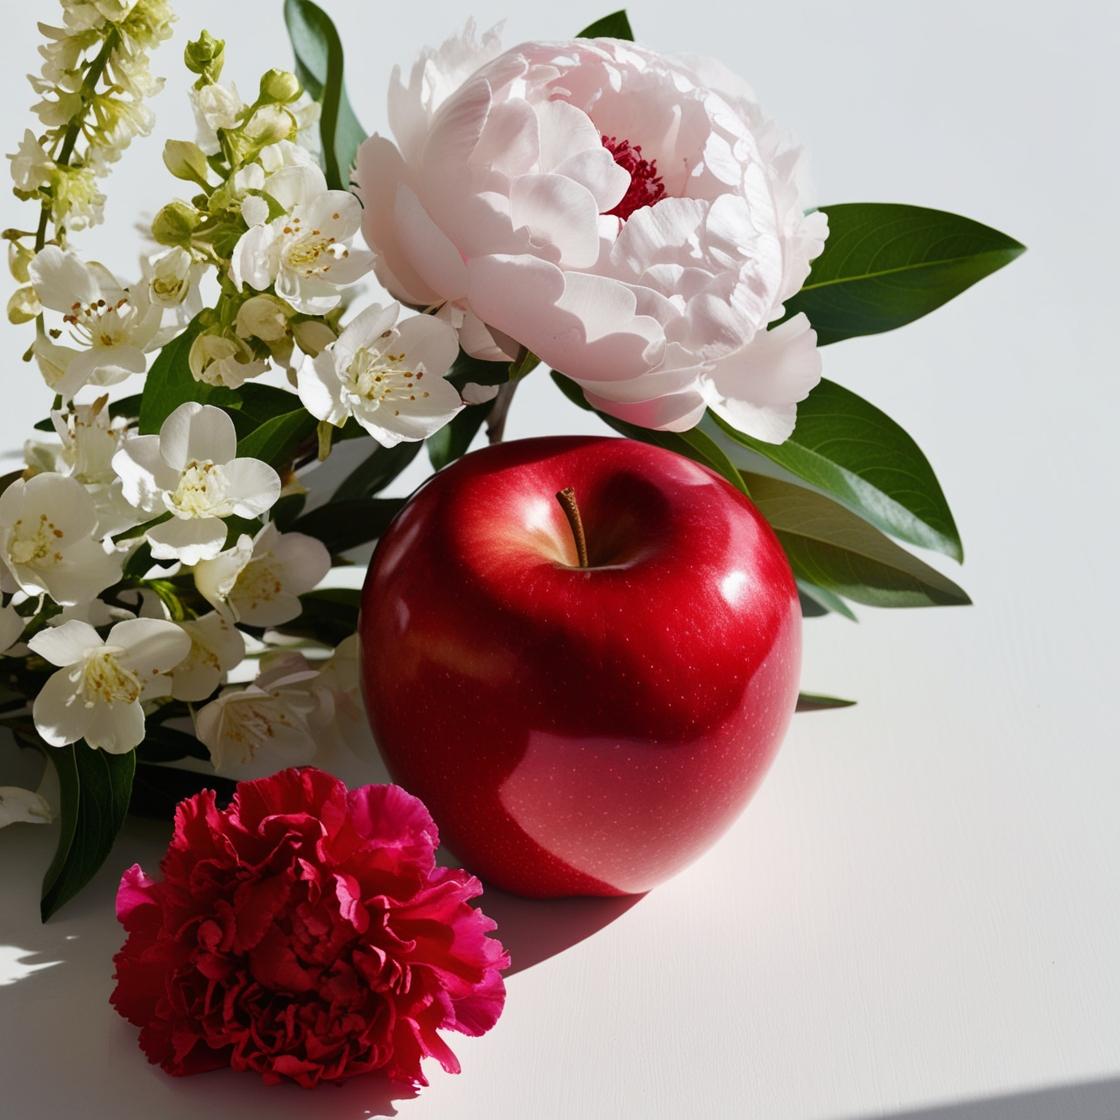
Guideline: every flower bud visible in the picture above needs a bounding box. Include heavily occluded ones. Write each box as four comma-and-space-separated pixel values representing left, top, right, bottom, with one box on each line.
258, 69, 301, 105
236, 294, 291, 342
8, 241, 33, 282
292, 319, 336, 357
151, 201, 201, 246
162, 139, 209, 184
243, 105, 294, 147
7, 285, 40, 324
185, 31, 225, 81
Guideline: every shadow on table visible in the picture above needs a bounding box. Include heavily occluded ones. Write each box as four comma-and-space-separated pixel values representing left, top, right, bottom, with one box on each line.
481, 888, 645, 975
847, 1076, 1120, 1120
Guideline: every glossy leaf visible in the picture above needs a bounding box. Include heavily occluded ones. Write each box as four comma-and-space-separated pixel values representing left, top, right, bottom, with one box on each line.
41, 744, 135, 921
129, 763, 236, 819
703, 377, 963, 561
235, 408, 316, 466
783, 203, 1024, 345
578, 10, 635, 39
284, 0, 366, 189
797, 578, 857, 621
137, 315, 206, 434
428, 404, 491, 470
280, 587, 362, 645
796, 692, 857, 712
291, 496, 405, 554
745, 473, 970, 609
333, 440, 421, 501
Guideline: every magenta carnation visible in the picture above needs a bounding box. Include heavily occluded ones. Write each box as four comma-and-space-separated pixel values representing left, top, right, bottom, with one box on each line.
111, 767, 509, 1089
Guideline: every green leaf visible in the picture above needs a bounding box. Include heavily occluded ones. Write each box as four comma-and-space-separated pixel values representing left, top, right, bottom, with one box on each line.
552, 372, 749, 495
137, 725, 210, 764
290, 496, 404, 554
703, 377, 963, 561
137, 315, 207, 434
41, 745, 135, 921
797, 578, 857, 621
797, 692, 856, 712
277, 587, 361, 645
271, 490, 307, 530
578, 10, 635, 38
236, 408, 316, 466
333, 440, 421, 501
129, 763, 236, 819
783, 203, 1024, 345
427, 404, 491, 471
745, 473, 971, 609
284, 0, 366, 189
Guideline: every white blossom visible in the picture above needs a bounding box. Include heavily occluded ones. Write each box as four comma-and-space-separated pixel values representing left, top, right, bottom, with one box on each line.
193, 521, 330, 625
0, 473, 121, 605
112, 402, 281, 564
193, 652, 320, 775
188, 331, 270, 388
169, 611, 245, 702
28, 247, 160, 396
0, 786, 52, 828
29, 617, 190, 753
191, 81, 244, 153
231, 163, 372, 314
141, 247, 203, 315
8, 129, 53, 191
308, 634, 374, 759
298, 301, 462, 446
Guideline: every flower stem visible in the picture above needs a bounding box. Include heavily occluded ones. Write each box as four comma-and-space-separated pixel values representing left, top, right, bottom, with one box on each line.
555, 486, 589, 568
486, 381, 518, 444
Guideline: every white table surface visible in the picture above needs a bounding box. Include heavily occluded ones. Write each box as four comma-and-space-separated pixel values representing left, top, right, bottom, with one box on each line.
2, 2, 1118, 1118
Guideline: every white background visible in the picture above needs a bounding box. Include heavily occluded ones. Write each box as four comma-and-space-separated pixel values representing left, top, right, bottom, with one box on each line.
2, 2, 1119, 1118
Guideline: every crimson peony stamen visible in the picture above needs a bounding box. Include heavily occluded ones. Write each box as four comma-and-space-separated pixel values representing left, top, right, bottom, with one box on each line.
111, 768, 509, 1089
601, 135, 667, 219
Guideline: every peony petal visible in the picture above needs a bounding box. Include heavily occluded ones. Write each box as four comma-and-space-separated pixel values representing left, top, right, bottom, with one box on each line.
509, 173, 601, 269
394, 185, 469, 301
702, 312, 821, 442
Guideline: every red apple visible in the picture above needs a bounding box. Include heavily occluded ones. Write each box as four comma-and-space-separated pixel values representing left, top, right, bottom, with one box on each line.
359, 436, 801, 897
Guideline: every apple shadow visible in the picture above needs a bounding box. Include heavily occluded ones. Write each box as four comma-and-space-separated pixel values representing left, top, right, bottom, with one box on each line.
480, 886, 645, 976
844, 1076, 1120, 1120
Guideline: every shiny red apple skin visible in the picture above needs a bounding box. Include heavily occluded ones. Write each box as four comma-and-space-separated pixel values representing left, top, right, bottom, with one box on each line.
359, 435, 801, 898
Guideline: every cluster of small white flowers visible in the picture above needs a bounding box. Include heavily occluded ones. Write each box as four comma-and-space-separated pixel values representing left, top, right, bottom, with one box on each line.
0, 14, 472, 829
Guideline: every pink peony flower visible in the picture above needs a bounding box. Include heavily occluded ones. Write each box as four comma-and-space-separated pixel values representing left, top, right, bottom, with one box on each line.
111, 767, 509, 1089
356, 26, 828, 441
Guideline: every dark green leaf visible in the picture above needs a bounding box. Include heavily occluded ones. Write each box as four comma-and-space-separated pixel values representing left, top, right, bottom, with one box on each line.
703, 377, 963, 561
333, 440, 421, 501
797, 692, 857, 712
129, 763, 236, 819
427, 404, 490, 470
291, 496, 404, 554
745, 473, 971, 609
284, 0, 366, 189
236, 408, 316, 466
41, 745, 135, 921
137, 724, 210, 764
797, 579, 857, 621
578, 10, 635, 38
444, 349, 509, 392
783, 203, 1024, 345
271, 491, 307, 530
278, 587, 361, 645
138, 315, 207, 434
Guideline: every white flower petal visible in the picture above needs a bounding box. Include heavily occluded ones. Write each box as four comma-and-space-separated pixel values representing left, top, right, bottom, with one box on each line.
82, 699, 145, 754
28, 246, 99, 311
32, 666, 91, 747
147, 517, 227, 564
159, 402, 238, 469
0, 786, 52, 828
109, 617, 191, 675
28, 619, 102, 667
221, 458, 281, 517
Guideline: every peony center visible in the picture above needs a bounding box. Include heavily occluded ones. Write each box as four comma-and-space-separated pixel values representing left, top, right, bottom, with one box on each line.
602, 135, 667, 220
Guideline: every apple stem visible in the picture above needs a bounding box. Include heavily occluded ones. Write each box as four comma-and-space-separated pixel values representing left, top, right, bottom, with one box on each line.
555, 486, 590, 568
